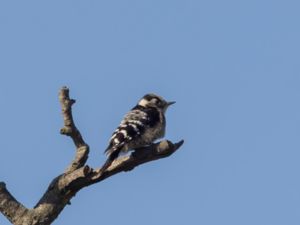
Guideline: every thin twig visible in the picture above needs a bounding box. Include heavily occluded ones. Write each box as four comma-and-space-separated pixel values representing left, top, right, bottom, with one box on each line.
59, 86, 89, 173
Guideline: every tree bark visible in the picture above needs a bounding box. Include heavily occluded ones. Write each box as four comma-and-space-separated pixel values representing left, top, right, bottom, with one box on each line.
0, 87, 184, 225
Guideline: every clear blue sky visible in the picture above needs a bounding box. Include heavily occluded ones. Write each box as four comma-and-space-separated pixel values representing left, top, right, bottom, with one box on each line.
0, 1, 300, 225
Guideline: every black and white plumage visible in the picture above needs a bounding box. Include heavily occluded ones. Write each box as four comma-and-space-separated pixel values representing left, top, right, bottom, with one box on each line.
101, 93, 175, 172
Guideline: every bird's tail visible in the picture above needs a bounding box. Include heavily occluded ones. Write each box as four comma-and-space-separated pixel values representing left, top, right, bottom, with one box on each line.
100, 148, 121, 173
100, 159, 113, 174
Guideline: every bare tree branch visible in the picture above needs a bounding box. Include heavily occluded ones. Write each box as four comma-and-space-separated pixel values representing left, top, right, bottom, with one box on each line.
59, 86, 89, 173
0, 182, 29, 224
62, 139, 184, 192
0, 87, 183, 225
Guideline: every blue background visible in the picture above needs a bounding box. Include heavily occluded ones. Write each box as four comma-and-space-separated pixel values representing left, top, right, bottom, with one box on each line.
0, 1, 300, 225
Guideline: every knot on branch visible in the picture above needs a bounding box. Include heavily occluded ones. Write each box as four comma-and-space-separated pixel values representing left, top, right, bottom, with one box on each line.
58, 166, 92, 193
60, 127, 73, 135
156, 140, 184, 156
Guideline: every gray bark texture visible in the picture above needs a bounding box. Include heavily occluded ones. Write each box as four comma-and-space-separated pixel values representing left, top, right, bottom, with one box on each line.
0, 87, 184, 225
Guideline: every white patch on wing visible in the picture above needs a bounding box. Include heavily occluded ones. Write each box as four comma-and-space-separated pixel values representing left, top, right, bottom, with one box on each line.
128, 120, 144, 126
120, 129, 127, 137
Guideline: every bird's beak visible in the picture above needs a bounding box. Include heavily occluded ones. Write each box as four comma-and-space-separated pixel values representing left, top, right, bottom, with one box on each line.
167, 101, 176, 106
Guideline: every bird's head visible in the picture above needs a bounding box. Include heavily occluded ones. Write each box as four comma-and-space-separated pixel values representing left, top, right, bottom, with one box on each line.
138, 93, 175, 112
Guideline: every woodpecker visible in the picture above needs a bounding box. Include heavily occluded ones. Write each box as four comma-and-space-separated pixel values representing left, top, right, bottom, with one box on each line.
101, 93, 175, 172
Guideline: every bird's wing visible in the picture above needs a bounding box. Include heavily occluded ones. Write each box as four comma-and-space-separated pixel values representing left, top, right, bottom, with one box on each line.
104, 109, 148, 156
104, 107, 161, 157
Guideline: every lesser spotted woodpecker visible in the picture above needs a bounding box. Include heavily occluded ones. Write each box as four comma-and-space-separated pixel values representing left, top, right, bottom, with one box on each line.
101, 93, 175, 172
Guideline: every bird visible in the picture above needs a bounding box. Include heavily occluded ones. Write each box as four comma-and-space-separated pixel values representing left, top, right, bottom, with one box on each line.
101, 93, 175, 172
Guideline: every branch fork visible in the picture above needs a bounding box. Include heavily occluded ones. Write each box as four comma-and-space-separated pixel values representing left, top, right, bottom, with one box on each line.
0, 87, 184, 225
